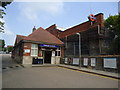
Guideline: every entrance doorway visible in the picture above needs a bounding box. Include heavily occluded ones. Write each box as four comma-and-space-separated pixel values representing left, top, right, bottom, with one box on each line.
44, 51, 52, 63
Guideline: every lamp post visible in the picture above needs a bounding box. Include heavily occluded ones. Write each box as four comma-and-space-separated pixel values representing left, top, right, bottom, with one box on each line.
76, 33, 81, 68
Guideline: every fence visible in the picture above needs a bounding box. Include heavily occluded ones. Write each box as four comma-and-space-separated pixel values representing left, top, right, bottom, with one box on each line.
60, 55, 120, 73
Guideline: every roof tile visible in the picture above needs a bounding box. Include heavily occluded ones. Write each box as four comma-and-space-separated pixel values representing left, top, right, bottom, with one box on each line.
24, 27, 63, 45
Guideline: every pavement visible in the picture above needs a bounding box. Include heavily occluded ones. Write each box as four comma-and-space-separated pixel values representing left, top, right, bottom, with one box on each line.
58, 64, 120, 80
32, 64, 120, 80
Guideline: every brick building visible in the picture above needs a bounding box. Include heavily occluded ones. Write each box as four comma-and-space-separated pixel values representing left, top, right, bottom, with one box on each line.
46, 13, 108, 57
12, 27, 63, 66
13, 13, 113, 67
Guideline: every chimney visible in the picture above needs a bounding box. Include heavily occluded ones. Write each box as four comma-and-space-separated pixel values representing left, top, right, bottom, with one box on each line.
32, 26, 36, 32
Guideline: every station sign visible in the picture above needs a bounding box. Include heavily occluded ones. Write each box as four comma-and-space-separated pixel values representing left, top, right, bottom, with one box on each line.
91, 58, 96, 66
24, 49, 30, 53
73, 58, 79, 65
83, 58, 88, 66
104, 58, 117, 68
39, 44, 59, 48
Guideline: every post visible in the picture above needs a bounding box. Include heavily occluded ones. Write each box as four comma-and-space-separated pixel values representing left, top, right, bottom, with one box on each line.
66, 36, 67, 48
74, 42, 75, 56
76, 33, 81, 68
79, 33, 81, 68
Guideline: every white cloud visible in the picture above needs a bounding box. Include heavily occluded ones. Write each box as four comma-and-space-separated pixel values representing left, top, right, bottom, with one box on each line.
19, 2, 64, 21
4, 24, 14, 35
0, 18, 14, 35
1, 23, 16, 46
0, 18, 5, 23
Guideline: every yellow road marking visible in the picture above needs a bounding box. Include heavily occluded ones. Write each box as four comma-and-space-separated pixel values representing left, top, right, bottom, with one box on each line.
58, 66, 119, 81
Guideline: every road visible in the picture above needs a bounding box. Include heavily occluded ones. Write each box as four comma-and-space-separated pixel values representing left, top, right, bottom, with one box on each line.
2, 54, 119, 88
3, 67, 118, 88
1, 54, 18, 68
1, 54, 19, 89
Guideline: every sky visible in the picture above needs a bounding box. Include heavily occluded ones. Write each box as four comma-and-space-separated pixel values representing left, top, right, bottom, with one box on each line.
0, 1, 119, 46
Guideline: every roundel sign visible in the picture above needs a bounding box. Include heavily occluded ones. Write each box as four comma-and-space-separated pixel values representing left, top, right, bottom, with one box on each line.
88, 14, 96, 22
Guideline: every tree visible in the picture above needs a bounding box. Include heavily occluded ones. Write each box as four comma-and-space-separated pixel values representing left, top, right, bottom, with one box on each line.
104, 15, 120, 36
0, 1, 13, 32
0, 39, 5, 51
3, 47, 7, 52
104, 15, 120, 55
7, 46, 13, 53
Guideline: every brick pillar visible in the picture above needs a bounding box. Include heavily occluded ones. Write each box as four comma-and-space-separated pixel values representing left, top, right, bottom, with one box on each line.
95, 13, 104, 28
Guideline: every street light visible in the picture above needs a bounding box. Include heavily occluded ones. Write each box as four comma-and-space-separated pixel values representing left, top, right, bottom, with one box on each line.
76, 33, 81, 68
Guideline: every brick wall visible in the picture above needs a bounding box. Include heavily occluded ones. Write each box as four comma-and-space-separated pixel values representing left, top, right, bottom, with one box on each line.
46, 24, 59, 37
59, 13, 104, 39
23, 43, 31, 56
45, 13, 104, 39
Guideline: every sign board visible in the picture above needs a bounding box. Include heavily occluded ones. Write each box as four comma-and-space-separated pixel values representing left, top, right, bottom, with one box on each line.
64, 58, 68, 64
24, 46, 27, 48
91, 58, 96, 66
39, 44, 59, 48
104, 58, 117, 68
24, 49, 30, 53
83, 58, 88, 66
73, 58, 79, 65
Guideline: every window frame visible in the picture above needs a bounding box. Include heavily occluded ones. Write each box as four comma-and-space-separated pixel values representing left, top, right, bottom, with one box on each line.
31, 44, 38, 56
55, 47, 61, 56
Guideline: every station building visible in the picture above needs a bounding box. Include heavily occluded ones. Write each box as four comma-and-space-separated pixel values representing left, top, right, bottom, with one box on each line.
13, 13, 114, 67
46, 13, 108, 57
12, 27, 64, 66
46, 13, 119, 70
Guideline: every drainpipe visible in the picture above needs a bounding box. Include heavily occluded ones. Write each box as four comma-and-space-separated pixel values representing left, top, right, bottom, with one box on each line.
76, 33, 81, 68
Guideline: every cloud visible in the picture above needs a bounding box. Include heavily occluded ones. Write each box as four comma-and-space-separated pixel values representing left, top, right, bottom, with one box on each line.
4, 24, 14, 35
1, 23, 16, 46
19, 2, 64, 21
0, 18, 14, 35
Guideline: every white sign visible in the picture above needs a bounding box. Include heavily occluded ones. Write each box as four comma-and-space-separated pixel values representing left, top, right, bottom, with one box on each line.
84, 58, 88, 66
24, 49, 30, 53
91, 58, 96, 66
64, 58, 68, 64
104, 58, 117, 68
73, 58, 79, 65
24, 46, 27, 48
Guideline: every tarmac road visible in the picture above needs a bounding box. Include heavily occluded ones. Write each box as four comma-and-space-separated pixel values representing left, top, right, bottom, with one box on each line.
2, 66, 118, 88
1, 54, 18, 68
1, 54, 119, 88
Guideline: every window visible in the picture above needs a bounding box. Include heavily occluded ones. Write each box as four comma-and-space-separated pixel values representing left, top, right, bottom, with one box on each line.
55, 47, 61, 56
31, 44, 38, 56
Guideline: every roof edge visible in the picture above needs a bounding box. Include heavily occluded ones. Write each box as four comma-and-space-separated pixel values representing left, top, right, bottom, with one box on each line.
23, 40, 64, 46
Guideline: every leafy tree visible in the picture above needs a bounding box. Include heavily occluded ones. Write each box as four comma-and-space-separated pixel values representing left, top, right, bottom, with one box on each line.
3, 47, 6, 52
0, 39, 5, 51
7, 46, 13, 52
0, 1, 13, 32
104, 15, 120, 55
104, 15, 120, 36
